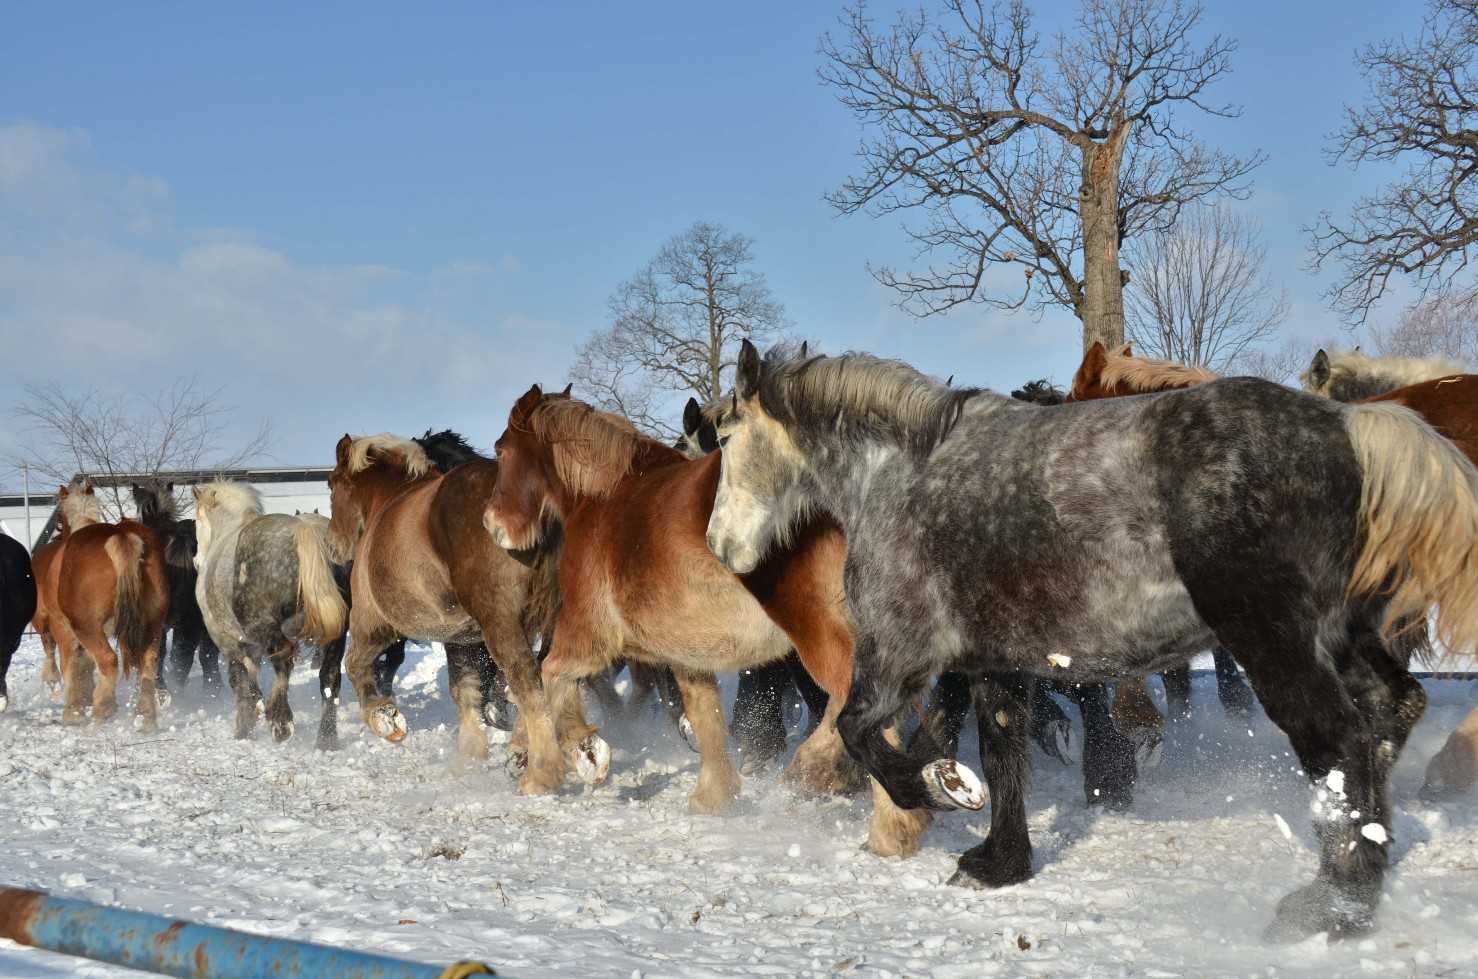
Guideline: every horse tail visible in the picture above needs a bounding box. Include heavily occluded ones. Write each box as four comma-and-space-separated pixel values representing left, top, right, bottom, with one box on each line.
104, 531, 151, 677
292, 517, 347, 647
1346, 402, 1478, 662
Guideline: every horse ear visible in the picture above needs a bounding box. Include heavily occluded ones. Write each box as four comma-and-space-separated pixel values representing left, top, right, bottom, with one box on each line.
1119, 342, 1133, 357
1308, 349, 1331, 388
191, 485, 202, 501
945, 374, 954, 387
736, 339, 762, 400
57, 484, 69, 498
512, 384, 544, 420
1084, 341, 1108, 378
336, 434, 353, 465
800, 340, 809, 358
683, 397, 703, 436
559, 382, 573, 397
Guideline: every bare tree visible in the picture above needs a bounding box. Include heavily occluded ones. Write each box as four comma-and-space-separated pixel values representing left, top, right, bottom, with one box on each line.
1234, 336, 1313, 385
9, 379, 272, 516
569, 222, 791, 437
820, 0, 1262, 351
1370, 296, 1478, 363
1310, 0, 1478, 323
1123, 204, 1288, 371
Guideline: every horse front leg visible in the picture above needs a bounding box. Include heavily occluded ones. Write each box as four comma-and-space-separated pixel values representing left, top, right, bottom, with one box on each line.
344, 621, 405, 743
445, 642, 491, 762
672, 667, 741, 815
836, 635, 986, 813
731, 659, 790, 775
1074, 681, 1139, 809
39, 628, 63, 701
316, 633, 346, 750
949, 673, 1033, 888
226, 650, 263, 740
1212, 647, 1255, 717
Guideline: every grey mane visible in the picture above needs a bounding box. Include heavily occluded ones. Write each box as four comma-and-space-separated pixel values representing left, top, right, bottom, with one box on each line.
759, 349, 982, 458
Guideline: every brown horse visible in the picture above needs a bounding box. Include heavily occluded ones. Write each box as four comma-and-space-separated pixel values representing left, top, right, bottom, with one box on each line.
484, 387, 931, 856
49, 482, 170, 730
325, 432, 586, 795
30, 488, 86, 699
1073, 341, 1478, 800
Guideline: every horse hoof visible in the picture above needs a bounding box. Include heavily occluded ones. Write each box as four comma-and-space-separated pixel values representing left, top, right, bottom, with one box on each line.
572, 734, 611, 784
923, 759, 987, 811
316, 733, 339, 752
505, 749, 529, 779
483, 700, 516, 732
62, 708, 86, 727
367, 704, 407, 743
272, 720, 295, 743
133, 714, 158, 734
155, 688, 172, 710
255, 699, 265, 719
1134, 730, 1164, 771
47, 685, 63, 704
1263, 881, 1375, 944
1046, 719, 1077, 767
678, 715, 698, 753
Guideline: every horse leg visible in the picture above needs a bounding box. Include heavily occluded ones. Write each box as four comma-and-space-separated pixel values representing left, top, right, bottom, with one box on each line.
54, 618, 89, 725
864, 723, 935, 858
227, 652, 264, 739
478, 645, 515, 731
39, 628, 62, 700
787, 649, 829, 735
1074, 681, 1138, 809
445, 642, 490, 762
836, 634, 984, 813
373, 640, 406, 699
732, 659, 789, 775
1212, 647, 1255, 716
264, 644, 295, 742
1423, 706, 1478, 800
1161, 664, 1193, 722
672, 667, 742, 814
198, 630, 223, 696
75, 626, 120, 725
316, 633, 346, 750
344, 621, 406, 743
501, 623, 572, 796
949, 673, 1033, 888
1110, 678, 1165, 768
132, 633, 163, 733
910, 671, 971, 759
1028, 680, 1076, 765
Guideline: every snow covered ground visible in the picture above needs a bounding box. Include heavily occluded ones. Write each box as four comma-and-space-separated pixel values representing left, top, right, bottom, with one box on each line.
0, 636, 1474, 979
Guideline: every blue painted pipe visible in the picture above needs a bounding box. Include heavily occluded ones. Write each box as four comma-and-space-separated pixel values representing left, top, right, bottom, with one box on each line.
0, 886, 495, 978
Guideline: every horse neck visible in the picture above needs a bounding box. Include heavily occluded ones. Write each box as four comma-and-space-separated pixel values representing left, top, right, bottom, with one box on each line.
551, 438, 684, 512
357, 465, 433, 517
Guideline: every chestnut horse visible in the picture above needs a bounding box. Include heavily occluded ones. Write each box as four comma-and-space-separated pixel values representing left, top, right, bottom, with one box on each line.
50, 482, 170, 730
1073, 341, 1478, 801
325, 432, 586, 795
485, 387, 929, 857
29, 489, 86, 700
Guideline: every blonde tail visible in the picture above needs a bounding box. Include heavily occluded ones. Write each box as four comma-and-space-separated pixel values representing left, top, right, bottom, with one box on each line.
292, 516, 348, 647
104, 532, 150, 677
1346, 402, 1478, 660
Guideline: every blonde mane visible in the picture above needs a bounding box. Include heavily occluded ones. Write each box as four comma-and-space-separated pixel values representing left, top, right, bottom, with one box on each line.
1099, 345, 1219, 393
58, 484, 103, 529
1304, 348, 1466, 399
524, 397, 662, 498
345, 433, 432, 478
191, 479, 263, 566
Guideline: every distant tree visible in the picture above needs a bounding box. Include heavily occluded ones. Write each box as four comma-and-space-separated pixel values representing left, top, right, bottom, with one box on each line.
9, 379, 272, 517
1235, 336, 1313, 386
1311, 0, 1478, 323
1123, 204, 1288, 371
569, 222, 790, 437
1370, 296, 1478, 364
820, 0, 1262, 351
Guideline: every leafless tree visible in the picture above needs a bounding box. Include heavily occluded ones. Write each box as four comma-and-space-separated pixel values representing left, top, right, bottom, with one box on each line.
569, 222, 791, 437
1310, 0, 1478, 324
1369, 296, 1478, 363
1122, 204, 1288, 371
1234, 336, 1313, 385
820, 0, 1263, 351
9, 378, 272, 516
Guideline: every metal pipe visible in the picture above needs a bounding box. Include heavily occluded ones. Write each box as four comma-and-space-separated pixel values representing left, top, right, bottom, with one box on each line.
0, 887, 496, 978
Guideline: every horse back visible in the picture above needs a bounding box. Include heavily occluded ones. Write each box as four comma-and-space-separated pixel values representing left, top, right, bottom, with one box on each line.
1366, 374, 1478, 464
0, 535, 38, 636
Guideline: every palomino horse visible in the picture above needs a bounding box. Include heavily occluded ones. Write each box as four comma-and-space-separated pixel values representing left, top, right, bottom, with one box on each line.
131, 482, 222, 696
51, 482, 171, 730
1076, 341, 1478, 801
484, 387, 930, 859
325, 432, 584, 793
0, 531, 37, 713
193, 481, 348, 743
706, 339, 1478, 940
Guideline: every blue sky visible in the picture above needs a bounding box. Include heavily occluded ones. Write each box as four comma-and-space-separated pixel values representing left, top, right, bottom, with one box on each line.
0, 1, 1427, 470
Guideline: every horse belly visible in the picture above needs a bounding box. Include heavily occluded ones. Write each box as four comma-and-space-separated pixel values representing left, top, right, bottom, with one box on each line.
627, 584, 789, 673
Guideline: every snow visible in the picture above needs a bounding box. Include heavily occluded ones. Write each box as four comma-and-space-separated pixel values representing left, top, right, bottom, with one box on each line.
1, 636, 1476, 978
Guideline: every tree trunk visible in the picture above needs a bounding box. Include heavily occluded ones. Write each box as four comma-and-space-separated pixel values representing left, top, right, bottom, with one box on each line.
1078, 131, 1129, 353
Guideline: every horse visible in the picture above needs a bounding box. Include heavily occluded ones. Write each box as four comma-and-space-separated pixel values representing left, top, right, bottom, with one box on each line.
50, 481, 171, 730
1081, 342, 1478, 802
325, 432, 581, 793
0, 532, 37, 713
705, 338, 1478, 940
484, 386, 932, 860
192, 481, 348, 743
131, 482, 222, 697
27, 492, 81, 700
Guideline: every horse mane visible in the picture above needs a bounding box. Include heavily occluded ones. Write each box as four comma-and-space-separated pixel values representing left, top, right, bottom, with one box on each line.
415, 429, 487, 473
345, 433, 432, 478
1098, 345, 1219, 393
193, 479, 263, 523
524, 396, 676, 498
1010, 379, 1066, 406
131, 481, 180, 524
59, 484, 103, 529
758, 348, 980, 457
1308, 348, 1466, 401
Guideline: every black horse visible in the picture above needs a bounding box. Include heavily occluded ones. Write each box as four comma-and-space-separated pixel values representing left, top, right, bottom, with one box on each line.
0, 533, 38, 713
131, 482, 221, 698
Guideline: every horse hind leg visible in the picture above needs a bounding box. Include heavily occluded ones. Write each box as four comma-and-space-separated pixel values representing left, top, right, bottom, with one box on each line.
132, 634, 163, 733
1161, 664, 1193, 722
445, 642, 491, 763
227, 651, 264, 740
1075, 681, 1139, 809
74, 626, 121, 725
1212, 646, 1255, 716
1423, 706, 1478, 801
1110, 678, 1165, 770
732, 659, 790, 775
316, 633, 346, 750
949, 673, 1033, 888
264, 644, 296, 742
39, 628, 62, 700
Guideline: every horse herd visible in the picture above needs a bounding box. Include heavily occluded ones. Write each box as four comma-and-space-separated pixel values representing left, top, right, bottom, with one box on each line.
1, 342, 1477, 944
